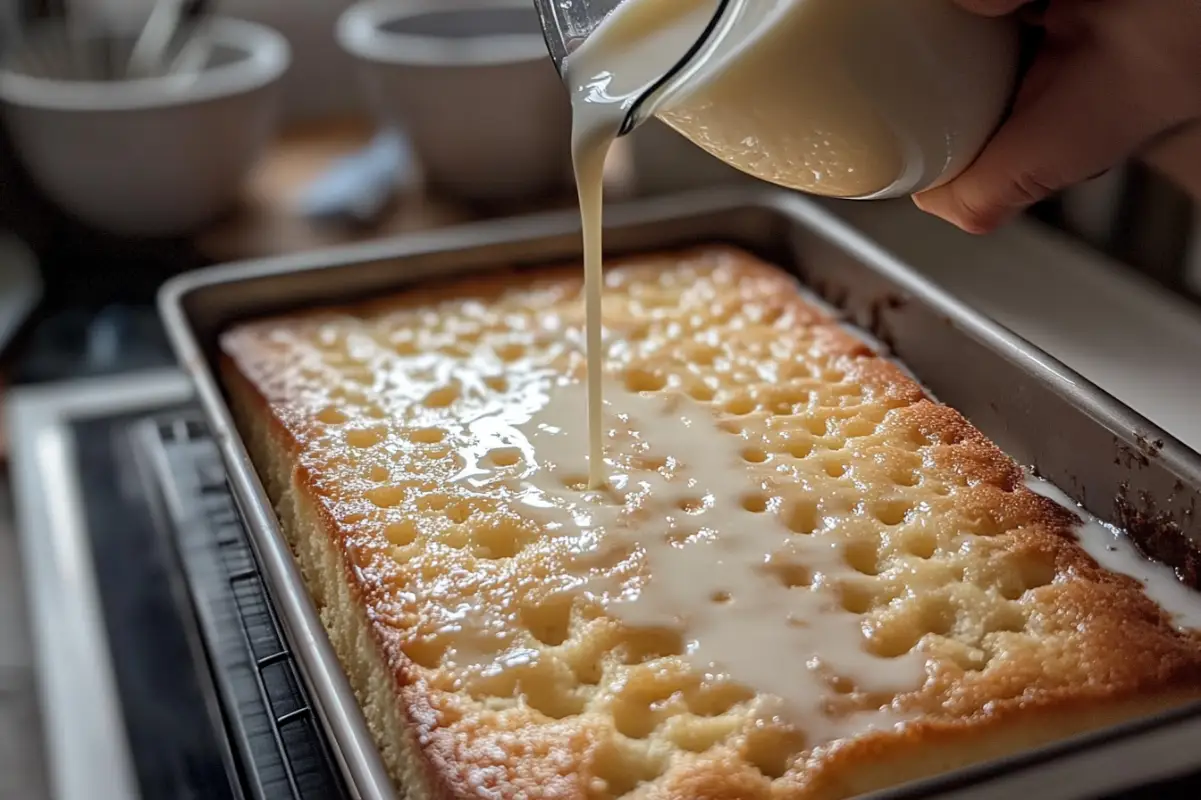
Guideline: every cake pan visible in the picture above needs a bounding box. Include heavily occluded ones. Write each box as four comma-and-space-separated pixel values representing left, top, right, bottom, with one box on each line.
159, 187, 1201, 800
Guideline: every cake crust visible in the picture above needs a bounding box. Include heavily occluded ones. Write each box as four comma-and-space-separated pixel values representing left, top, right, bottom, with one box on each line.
220, 245, 1201, 800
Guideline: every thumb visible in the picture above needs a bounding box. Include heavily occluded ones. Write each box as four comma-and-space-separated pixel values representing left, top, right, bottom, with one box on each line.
914, 43, 1199, 233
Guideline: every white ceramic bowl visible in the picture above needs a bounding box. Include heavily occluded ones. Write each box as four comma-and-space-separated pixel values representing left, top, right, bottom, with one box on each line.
337, 0, 572, 205
0, 17, 290, 238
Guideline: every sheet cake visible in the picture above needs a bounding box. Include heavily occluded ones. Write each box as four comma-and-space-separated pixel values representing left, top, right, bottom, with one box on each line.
220, 244, 1201, 800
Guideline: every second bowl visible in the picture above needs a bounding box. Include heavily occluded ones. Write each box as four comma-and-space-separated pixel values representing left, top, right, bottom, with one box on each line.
338, 0, 573, 206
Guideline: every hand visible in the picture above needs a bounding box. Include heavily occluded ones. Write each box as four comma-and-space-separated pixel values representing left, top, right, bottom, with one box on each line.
914, 0, 1201, 234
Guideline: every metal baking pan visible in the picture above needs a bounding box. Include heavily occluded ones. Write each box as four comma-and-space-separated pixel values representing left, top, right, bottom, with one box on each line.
159, 187, 1201, 800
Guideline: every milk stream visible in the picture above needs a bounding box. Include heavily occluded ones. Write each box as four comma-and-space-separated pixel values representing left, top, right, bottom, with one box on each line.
568, 0, 720, 488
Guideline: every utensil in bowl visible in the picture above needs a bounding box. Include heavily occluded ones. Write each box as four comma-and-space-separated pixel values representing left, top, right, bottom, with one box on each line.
126, 0, 206, 78
337, 0, 572, 206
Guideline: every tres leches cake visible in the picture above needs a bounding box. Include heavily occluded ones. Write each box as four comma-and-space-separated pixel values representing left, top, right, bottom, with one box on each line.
220, 245, 1201, 800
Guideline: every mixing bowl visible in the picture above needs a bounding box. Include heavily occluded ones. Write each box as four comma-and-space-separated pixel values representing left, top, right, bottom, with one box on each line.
337, 0, 573, 205
0, 17, 290, 238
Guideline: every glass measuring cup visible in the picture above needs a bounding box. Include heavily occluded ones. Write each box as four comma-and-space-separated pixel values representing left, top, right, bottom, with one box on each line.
533, 0, 731, 137
533, 0, 1021, 199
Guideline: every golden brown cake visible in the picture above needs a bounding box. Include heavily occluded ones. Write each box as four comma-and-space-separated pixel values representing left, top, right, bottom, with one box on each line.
220, 245, 1201, 800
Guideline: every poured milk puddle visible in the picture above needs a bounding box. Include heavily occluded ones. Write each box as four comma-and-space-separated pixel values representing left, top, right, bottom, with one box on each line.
1025, 474, 1201, 631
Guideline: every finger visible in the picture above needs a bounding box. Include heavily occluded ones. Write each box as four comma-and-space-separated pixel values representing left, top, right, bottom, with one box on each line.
913, 45, 1193, 234
954, 0, 1029, 16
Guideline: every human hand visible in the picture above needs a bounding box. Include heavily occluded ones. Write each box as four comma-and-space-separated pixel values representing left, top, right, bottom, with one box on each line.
914, 0, 1201, 233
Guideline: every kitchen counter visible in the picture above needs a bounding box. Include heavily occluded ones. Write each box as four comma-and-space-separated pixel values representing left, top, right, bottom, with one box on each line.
2, 193, 1200, 800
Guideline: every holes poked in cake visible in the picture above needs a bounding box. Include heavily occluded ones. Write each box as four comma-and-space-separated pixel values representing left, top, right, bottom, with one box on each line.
683, 680, 754, 717
487, 447, 522, 468
422, 383, 460, 408
839, 581, 878, 614
822, 456, 850, 479
822, 367, 847, 383
864, 618, 923, 659
493, 341, 526, 363
618, 628, 685, 665
571, 655, 605, 686
784, 499, 819, 535
802, 414, 832, 437
343, 363, 375, 387
610, 673, 684, 740
317, 406, 348, 425
466, 654, 585, 720
664, 718, 737, 755
446, 497, 487, 525
409, 427, 446, 445
744, 725, 806, 781
682, 342, 721, 366
366, 485, 405, 508
561, 474, 592, 492
384, 519, 419, 547
710, 589, 734, 604
521, 594, 574, 646
872, 499, 915, 527
828, 674, 857, 695
994, 552, 1057, 600
587, 742, 665, 799
763, 388, 811, 417
844, 538, 883, 576
470, 516, 529, 560
403, 635, 450, 670
763, 560, 812, 590
346, 425, 387, 449
416, 493, 450, 513
723, 395, 756, 416
623, 367, 667, 393
524, 681, 586, 721
783, 438, 815, 459
632, 453, 669, 473
914, 594, 957, 638
902, 530, 938, 559
742, 447, 769, 464
390, 333, 418, 357
686, 382, 717, 402
741, 493, 770, 514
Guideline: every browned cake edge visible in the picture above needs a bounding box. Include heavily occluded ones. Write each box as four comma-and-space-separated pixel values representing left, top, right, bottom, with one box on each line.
224, 361, 452, 799
219, 247, 1201, 800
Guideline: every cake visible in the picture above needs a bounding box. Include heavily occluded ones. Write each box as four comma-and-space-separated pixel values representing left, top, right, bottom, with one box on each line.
220, 244, 1201, 800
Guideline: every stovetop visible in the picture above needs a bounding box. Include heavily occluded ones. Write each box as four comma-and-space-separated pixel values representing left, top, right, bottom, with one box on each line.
135, 415, 347, 800
7, 371, 347, 800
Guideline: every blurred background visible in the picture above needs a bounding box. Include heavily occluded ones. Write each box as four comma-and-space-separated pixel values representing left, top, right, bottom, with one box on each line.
1, 3, 1200, 800
0, 0, 1198, 390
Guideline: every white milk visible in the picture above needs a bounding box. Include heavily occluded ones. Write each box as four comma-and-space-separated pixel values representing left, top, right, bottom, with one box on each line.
1025, 476, 1201, 632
